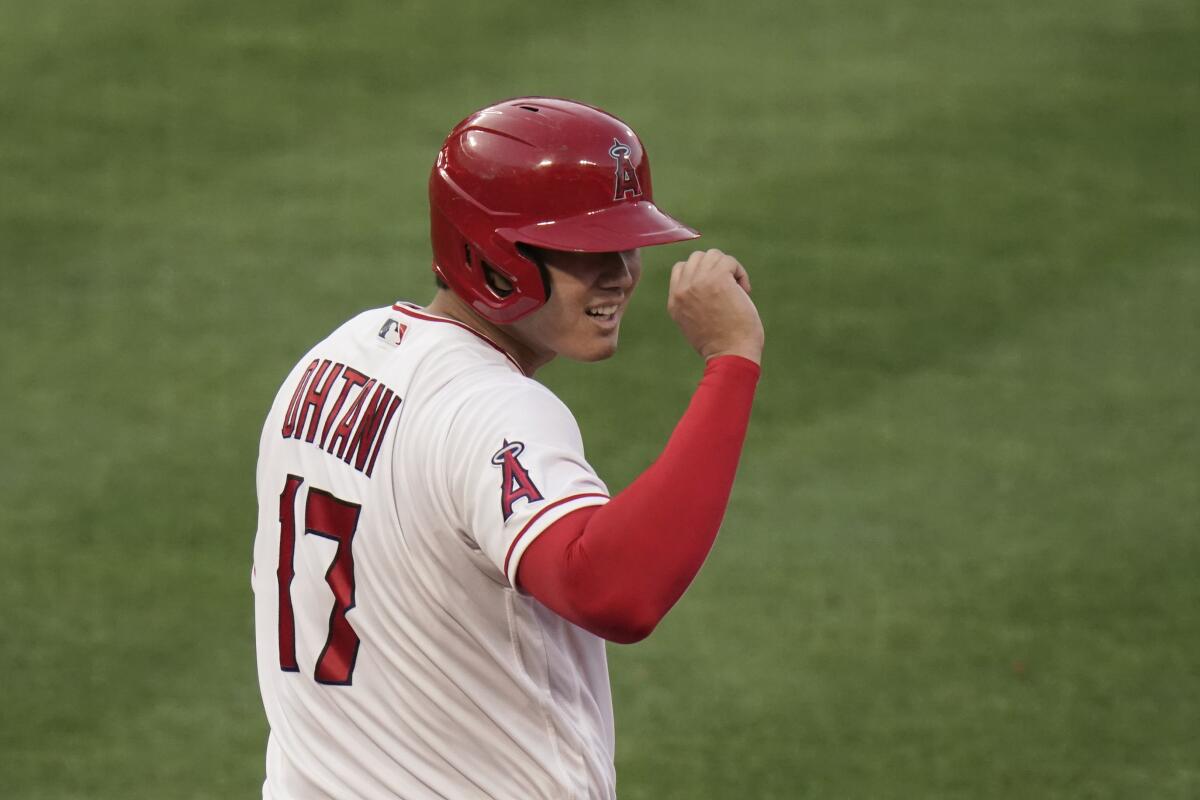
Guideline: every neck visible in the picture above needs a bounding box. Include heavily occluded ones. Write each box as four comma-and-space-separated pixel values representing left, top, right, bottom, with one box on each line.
425, 290, 552, 376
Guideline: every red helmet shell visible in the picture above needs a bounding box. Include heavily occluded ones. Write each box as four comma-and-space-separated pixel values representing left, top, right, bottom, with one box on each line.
429, 97, 699, 323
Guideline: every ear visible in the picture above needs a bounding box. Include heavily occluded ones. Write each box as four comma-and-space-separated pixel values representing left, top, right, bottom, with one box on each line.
483, 264, 514, 296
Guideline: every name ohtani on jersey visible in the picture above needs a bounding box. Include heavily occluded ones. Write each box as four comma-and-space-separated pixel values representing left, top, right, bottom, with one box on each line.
279, 358, 402, 478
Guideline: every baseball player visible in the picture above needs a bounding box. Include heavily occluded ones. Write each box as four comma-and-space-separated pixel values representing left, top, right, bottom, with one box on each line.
252, 97, 763, 799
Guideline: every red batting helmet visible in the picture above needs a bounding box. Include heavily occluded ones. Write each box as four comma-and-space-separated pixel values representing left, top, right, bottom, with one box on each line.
429, 97, 699, 323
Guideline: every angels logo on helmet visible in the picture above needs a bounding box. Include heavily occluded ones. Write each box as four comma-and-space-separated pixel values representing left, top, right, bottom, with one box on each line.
608, 139, 643, 200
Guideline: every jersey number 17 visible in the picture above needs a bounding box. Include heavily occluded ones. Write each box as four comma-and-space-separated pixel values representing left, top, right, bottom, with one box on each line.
276, 474, 361, 685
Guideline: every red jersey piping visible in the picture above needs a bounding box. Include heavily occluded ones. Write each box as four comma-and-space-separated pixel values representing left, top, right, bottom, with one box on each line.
391, 303, 523, 373
503, 492, 610, 578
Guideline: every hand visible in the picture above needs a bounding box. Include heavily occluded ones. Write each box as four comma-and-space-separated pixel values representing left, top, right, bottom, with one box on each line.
667, 249, 764, 365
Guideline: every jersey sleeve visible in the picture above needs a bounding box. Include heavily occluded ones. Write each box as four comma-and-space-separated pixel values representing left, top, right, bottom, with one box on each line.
445, 378, 610, 588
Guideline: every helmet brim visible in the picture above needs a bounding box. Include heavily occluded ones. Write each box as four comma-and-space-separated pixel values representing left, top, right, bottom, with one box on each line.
498, 200, 699, 253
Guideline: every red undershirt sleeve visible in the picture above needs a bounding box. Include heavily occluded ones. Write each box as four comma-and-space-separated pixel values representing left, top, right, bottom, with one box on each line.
516, 355, 761, 644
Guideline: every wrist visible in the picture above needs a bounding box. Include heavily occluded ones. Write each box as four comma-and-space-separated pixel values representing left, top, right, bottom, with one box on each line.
703, 344, 762, 366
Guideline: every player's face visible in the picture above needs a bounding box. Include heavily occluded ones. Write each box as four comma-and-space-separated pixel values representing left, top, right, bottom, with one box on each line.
509, 249, 643, 365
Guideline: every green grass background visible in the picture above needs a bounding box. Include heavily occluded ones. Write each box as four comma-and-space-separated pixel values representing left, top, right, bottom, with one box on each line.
2, 0, 1197, 797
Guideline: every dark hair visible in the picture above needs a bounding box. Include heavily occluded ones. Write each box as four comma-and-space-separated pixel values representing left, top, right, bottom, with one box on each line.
516, 244, 552, 301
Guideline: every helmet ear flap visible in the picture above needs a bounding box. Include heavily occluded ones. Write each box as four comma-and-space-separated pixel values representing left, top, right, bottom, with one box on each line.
432, 200, 544, 321
473, 248, 516, 299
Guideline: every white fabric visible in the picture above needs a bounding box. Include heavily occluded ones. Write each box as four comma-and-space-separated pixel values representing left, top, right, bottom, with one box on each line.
253, 303, 614, 799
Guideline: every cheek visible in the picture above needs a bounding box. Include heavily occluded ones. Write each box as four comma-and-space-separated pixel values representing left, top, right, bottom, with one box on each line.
535, 293, 583, 342
550, 279, 589, 316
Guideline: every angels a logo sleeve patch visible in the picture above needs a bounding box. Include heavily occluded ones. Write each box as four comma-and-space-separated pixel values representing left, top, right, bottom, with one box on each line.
491, 440, 544, 521
452, 380, 610, 588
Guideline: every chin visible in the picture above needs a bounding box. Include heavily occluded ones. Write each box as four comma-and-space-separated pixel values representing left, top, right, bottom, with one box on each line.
569, 339, 620, 363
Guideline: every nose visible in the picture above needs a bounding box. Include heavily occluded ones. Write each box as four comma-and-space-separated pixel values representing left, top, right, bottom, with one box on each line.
597, 251, 636, 290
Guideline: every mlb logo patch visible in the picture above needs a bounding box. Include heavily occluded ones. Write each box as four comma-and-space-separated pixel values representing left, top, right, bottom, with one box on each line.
377, 318, 407, 346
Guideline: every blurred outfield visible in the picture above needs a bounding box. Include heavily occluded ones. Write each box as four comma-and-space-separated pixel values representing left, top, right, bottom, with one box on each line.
1, 0, 1197, 797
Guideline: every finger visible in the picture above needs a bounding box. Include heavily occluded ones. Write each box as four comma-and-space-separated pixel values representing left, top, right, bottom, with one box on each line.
731, 261, 752, 294
713, 253, 747, 284
700, 248, 726, 272
679, 250, 706, 289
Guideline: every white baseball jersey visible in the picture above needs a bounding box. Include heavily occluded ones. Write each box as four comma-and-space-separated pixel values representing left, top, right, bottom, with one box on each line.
252, 302, 615, 799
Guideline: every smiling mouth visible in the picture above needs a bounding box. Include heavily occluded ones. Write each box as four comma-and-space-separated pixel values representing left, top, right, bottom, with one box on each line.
585, 303, 620, 322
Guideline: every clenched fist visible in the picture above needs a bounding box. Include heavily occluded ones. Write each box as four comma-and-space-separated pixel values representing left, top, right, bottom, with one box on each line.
668, 249, 764, 365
